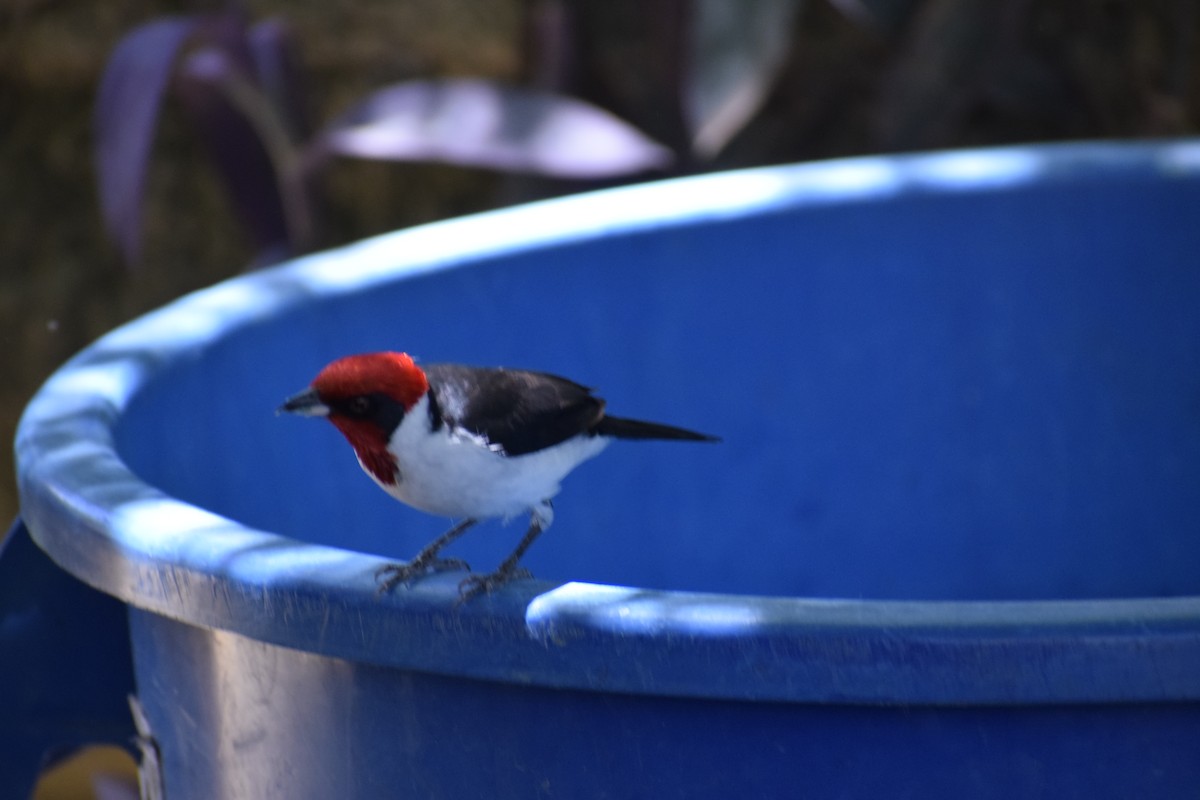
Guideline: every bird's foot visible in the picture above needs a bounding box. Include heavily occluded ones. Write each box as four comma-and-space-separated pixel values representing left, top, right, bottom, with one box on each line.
375, 556, 471, 595
457, 565, 534, 602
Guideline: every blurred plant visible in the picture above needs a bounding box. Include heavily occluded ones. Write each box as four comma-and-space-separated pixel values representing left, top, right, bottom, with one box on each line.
522, 0, 807, 164
521, 0, 929, 156
94, 5, 673, 268
96, 0, 927, 269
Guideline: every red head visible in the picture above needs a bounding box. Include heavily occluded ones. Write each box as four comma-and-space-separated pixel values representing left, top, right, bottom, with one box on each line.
309, 352, 429, 411
279, 352, 429, 485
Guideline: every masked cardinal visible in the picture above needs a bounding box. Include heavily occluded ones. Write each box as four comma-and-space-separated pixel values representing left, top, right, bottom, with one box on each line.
280, 352, 717, 599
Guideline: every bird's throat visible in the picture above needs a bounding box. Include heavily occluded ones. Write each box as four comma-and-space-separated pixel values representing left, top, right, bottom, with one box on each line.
355, 444, 400, 486
330, 417, 399, 486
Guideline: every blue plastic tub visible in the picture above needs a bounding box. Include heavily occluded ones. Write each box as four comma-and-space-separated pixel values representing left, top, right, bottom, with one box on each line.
13, 141, 1200, 798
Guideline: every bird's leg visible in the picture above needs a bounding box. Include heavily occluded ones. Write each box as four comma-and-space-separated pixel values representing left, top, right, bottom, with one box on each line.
376, 518, 477, 594
458, 503, 552, 601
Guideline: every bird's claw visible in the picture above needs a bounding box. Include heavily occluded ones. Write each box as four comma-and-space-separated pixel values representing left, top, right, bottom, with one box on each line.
457, 566, 533, 602
375, 556, 471, 595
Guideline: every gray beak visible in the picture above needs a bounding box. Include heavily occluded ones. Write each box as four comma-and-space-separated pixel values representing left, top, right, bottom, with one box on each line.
277, 387, 330, 417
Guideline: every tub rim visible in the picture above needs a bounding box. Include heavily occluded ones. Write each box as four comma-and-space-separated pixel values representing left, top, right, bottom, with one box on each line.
16, 140, 1200, 705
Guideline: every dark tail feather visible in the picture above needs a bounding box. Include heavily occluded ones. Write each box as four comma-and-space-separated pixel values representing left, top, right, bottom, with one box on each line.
594, 415, 719, 442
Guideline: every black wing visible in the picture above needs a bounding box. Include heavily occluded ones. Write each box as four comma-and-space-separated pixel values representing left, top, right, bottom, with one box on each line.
424, 363, 606, 456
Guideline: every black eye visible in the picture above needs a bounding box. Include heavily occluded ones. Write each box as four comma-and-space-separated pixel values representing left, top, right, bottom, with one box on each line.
340, 392, 405, 434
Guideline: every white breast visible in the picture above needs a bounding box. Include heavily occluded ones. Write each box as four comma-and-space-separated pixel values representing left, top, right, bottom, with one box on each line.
361, 394, 610, 520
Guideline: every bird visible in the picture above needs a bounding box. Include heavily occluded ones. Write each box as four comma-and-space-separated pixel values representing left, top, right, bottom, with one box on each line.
278, 351, 717, 599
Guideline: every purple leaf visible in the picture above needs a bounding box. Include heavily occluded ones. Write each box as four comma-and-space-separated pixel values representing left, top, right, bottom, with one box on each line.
248, 18, 311, 140
176, 47, 297, 261
94, 16, 201, 265
309, 78, 673, 178
686, 0, 803, 157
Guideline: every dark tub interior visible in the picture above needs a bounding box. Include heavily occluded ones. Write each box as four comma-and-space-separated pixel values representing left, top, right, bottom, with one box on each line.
115, 171, 1200, 601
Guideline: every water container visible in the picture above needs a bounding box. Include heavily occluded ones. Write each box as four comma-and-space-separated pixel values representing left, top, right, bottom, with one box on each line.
12, 142, 1200, 798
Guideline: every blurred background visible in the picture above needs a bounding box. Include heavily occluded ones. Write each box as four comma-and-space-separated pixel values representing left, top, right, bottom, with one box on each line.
5, 0, 1199, 529
3, 1, 1199, 796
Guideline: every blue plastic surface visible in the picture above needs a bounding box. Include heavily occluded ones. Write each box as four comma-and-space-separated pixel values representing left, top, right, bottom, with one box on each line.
14, 141, 1200, 798
0, 520, 136, 797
